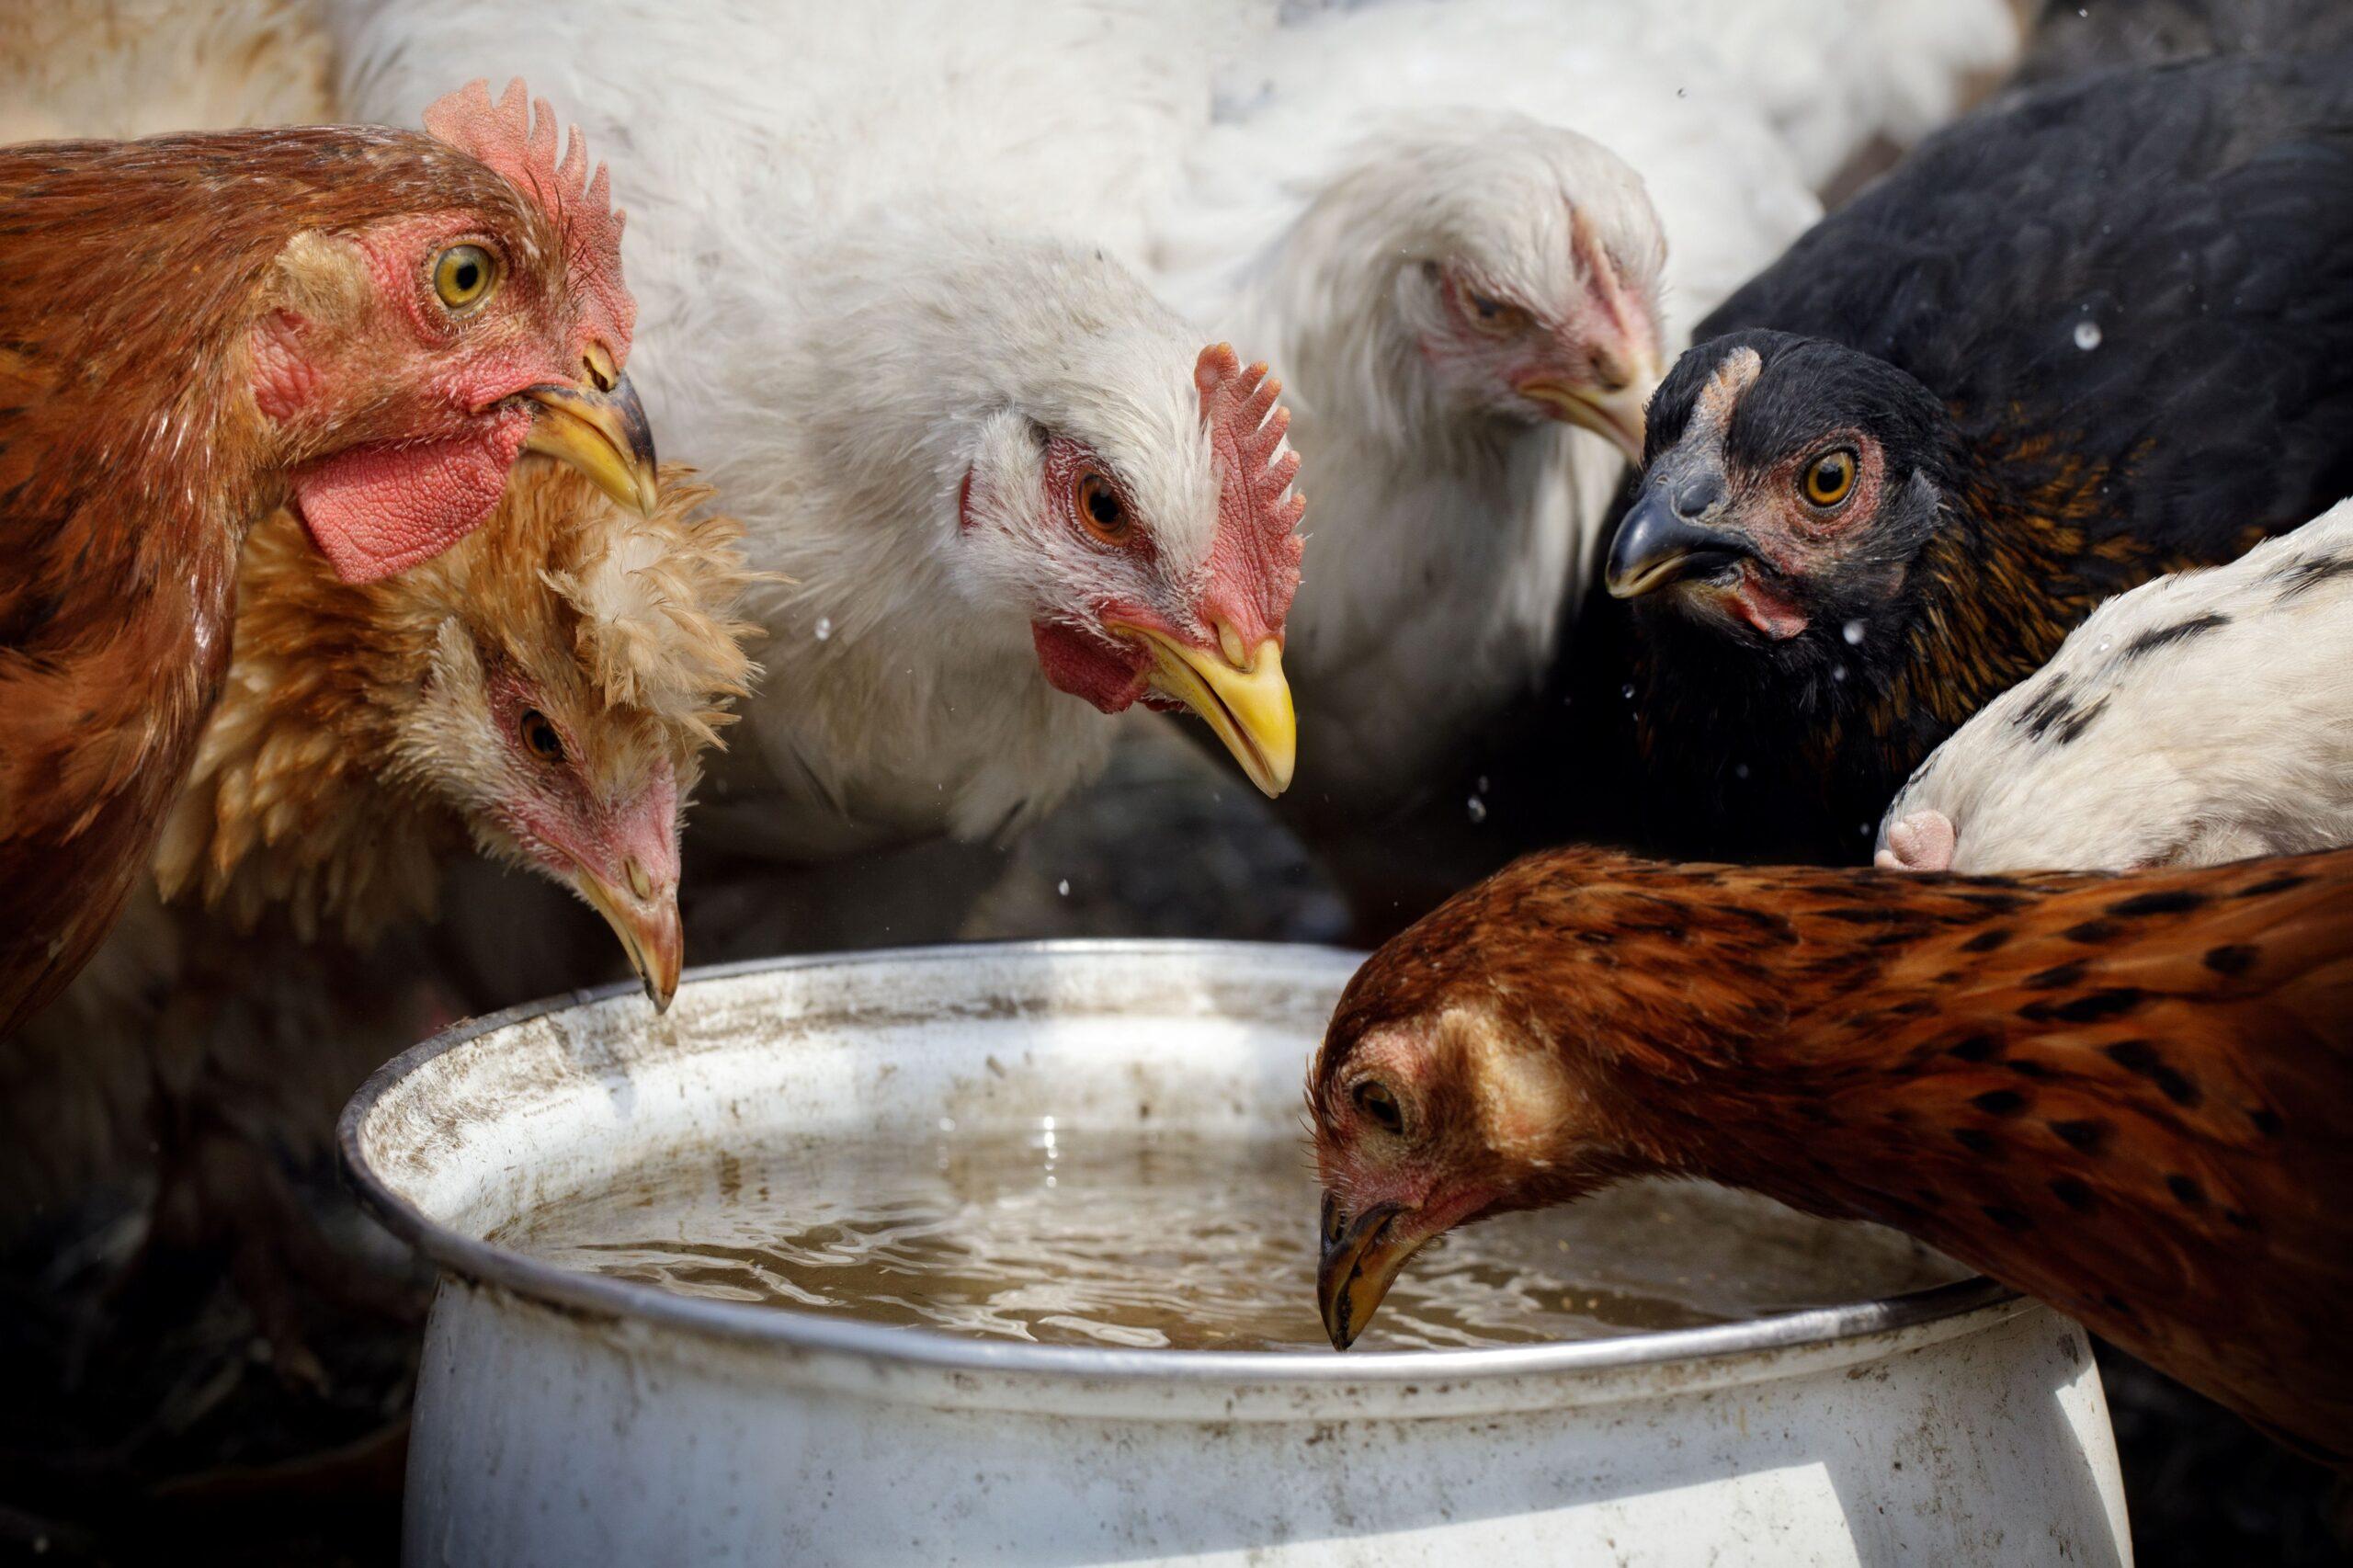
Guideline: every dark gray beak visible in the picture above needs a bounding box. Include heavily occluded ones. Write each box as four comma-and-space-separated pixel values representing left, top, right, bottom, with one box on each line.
1605, 489, 1754, 599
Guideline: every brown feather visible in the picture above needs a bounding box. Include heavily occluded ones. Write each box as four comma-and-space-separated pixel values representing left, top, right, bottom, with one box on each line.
0, 125, 607, 1031
153, 459, 757, 942
1318, 846, 2353, 1460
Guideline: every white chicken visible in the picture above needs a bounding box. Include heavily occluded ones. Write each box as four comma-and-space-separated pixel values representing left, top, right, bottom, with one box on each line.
1669, 0, 2022, 191
1149, 0, 1823, 827
1878, 496, 2353, 875
331, 0, 1307, 879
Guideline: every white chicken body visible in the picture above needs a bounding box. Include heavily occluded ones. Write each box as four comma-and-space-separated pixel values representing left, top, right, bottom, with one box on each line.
1880, 497, 2353, 875
333, 0, 1283, 857
1667, 0, 2022, 190
1150, 0, 1820, 813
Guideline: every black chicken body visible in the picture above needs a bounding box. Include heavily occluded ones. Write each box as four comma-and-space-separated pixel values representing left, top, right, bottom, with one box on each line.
1601, 51, 2353, 863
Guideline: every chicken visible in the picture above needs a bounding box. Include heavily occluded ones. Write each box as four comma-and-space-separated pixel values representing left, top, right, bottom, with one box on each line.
1146, 0, 1818, 881
1666, 0, 2020, 192
1597, 52, 2353, 864
0, 79, 659, 1034
2, 458, 752, 1377
332, 2, 1304, 892
1878, 496, 2353, 877
1310, 845, 2353, 1462
156, 459, 752, 1002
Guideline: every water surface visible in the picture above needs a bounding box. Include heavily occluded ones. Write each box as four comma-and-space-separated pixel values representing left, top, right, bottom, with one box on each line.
499, 1129, 1962, 1353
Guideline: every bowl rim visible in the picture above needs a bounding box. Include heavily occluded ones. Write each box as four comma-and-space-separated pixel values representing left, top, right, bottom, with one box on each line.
338, 938, 2016, 1388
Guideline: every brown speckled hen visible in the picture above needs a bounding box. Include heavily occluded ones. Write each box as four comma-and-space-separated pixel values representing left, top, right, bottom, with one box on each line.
1310, 846, 2353, 1462
0, 79, 658, 1034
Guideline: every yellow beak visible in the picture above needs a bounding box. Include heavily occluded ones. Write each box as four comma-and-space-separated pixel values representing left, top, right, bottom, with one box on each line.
524, 370, 660, 518
1518, 347, 1664, 466
570, 858, 683, 1012
1116, 623, 1296, 797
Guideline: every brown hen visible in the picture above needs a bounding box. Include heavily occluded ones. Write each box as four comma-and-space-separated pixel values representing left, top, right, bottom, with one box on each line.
155, 459, 755, 1000
1311, 846, 2353, 1462
0, 80, 658, 1033
2, 459, 753, 1383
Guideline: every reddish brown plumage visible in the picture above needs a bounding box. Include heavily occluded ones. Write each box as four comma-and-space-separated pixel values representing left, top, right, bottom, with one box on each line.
1313, 846, 2353, 1461
0, 108, 635, 1032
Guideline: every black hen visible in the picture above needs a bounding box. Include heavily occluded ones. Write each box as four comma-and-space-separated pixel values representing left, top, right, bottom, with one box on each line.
1598, 51, 2353, 863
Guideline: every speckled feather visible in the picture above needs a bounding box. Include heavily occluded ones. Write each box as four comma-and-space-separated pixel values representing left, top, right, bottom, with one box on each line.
1882, 495, 2353, 873
1320, 846, 2353, 1460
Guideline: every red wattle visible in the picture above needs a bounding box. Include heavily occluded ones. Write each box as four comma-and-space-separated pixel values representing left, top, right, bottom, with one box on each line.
1731, 574, 1809, 642
289, 410, 531, 585
1032, 620, 1150, 714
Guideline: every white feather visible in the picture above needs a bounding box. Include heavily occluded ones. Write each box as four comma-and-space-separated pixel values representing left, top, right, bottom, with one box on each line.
1146, 0, 1820, 811
1881, 497, 2353, 874
1665, 0, 2023, 189
329, 0, 1274, 852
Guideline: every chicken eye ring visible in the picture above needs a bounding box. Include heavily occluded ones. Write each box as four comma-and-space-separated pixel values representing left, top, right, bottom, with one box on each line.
1462, 285, 1529, 337
518, 707, 565, 761
1353, 1078, 1405, 1134
430, 242, 501, 312
1073, 469, 1133, 545
1802, 447, 1859, 508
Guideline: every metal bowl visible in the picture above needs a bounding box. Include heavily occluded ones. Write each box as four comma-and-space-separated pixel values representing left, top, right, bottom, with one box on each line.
343, 941, 2130, 1566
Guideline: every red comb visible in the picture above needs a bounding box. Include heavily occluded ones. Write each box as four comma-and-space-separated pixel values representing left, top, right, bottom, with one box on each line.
424, 79, 634, 358
1197, 343, 1305, 644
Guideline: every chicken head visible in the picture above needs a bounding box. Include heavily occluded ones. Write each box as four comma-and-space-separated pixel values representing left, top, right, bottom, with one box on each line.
962, 342, 1306, 797
1605, 330, 1949, 651
1393, 122, 1667, 460
256, 79, 656, 585
157, 460, 756, 1010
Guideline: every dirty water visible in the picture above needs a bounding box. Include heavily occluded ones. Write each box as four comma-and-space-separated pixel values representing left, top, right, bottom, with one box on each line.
495, 1130, 1965, 1353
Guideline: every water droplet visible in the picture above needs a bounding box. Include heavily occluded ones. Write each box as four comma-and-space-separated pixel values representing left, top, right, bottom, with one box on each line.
1476, 776, 1490, 794
1676, 85, 1688, 97
2097, 638, 2113, 653
1056, 879, 1071, 897
937, 1117, 958, 1133
1466, 796, 1488, 824
1733, 763, 1751, 780
1842, 619, 1866, 646
813, 616, 833, 641
1621, 684, 1636, 700
1831, 665, 1848, 683
2073, 319, 2102, 351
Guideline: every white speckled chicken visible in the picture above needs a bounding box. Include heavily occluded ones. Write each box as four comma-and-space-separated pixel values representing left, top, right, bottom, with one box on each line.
1880, 496, 2353, 876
